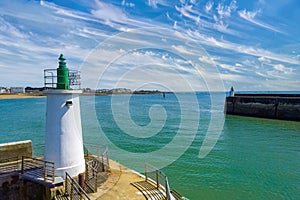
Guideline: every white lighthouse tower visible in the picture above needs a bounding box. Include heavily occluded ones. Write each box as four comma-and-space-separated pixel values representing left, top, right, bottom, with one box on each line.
44, 54, 85, 178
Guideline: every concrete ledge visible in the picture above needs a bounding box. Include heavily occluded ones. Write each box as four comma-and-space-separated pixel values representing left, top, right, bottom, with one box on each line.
0, 140, 32, 161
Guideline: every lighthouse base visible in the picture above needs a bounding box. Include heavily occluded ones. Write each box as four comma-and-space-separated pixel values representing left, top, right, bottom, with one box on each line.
55, 161, 85, 178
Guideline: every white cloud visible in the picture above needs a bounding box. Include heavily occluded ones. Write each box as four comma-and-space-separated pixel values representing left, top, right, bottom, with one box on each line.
171, 45, 195, 55
83, 48, 206, 91
188, 30, 300, 65
198, 56, 214, 64
214, 20, 229, 33
122, 0, 135, 7
273, 64, 293, 74
205, 1, 214, 13
0, 18, 28, 39
148, 0, 158, 8
41, 0, 99, 23
216, 0, 237, 18
208, 0, 237, 33
218, 63, 241, 73
175, 5, 200, 24
148, 0, 170, 8
238, 9, 283, 33
0, 0, 298, 91
258, 56, 271, 63
258, 56, 294, 75
190, 0, 197, 5
92, 0, 128, 23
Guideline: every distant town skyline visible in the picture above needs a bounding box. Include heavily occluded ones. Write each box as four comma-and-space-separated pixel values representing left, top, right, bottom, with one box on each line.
0, 0, 299, 91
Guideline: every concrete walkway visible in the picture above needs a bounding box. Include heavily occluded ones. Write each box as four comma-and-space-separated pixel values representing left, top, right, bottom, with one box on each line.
89, 160, 146, 200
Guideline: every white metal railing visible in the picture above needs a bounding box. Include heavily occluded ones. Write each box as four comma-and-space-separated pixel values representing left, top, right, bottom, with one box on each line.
44, 69, 81, 89
144, 163, 173, 200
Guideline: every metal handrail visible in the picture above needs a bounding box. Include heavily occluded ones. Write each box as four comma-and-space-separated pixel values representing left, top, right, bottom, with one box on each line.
21, 156, 55, 183
85, 159, 98, 193
144, 163, 172, 199
144, 163, 183, 200
65, 172, 90, 200
84, 144, 110, 171
0, 156, 19, 175
101, 147, 110, 170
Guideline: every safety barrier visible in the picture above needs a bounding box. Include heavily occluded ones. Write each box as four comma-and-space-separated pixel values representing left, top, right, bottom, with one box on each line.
65, 172, 90, 200
21, 156, 55, 183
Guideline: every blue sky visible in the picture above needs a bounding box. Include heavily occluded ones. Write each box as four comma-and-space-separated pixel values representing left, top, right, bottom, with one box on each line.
0, 0, 299, 91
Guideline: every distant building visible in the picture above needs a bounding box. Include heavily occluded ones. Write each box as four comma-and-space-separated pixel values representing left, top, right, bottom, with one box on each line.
111, 88, 132, 94
10, 87, 25, 94
95, 89, 110, 94
25, 87, 44, 93
0, 87, 9, 93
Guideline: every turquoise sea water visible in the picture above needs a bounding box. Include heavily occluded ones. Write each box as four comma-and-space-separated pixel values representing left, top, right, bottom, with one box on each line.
0, 93, 300, 199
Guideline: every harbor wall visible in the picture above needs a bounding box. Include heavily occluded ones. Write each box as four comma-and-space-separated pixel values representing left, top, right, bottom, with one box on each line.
225, 94, 300, 121
0, 140, 32, 160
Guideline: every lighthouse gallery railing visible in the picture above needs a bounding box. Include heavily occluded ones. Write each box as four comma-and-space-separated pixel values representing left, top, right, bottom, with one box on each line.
44, 69, 81, 89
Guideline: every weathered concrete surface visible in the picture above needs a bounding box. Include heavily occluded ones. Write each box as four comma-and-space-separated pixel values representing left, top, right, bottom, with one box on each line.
225, 94, 300, 121
90, 160, 146, 200
0, 140, 32, 160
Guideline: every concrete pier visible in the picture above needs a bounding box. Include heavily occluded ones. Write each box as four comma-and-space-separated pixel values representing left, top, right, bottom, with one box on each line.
225, 94, 300, 121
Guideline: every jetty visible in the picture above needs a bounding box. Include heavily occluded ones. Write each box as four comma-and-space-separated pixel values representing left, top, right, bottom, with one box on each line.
0, 140, 184, 200
0, 54, 184, 200
225, 93, 300, 121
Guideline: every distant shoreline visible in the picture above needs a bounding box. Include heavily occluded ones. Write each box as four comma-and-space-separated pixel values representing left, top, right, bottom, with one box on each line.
0, 91, 169, 100
0, 93, 45, 100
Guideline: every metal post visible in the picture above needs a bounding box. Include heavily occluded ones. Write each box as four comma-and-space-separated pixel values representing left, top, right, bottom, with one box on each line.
70, 178, 73, 200
156, 170, 159, 189
106, 148, 109, 168
21, 156, 24, 174
44, 162, 47, 181
52, 163, 55, 183
65, 174, 68, 196
165, 177, 171, 200
102, 153, 105, 172
145, 164, 148, 182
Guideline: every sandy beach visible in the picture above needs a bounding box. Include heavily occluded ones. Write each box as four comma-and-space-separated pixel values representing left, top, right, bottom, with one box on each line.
0, 93, 45, 99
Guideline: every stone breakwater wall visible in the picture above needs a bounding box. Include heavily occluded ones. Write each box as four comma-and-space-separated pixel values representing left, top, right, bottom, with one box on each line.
225, 94, 300, 121
0, 140, 32, 160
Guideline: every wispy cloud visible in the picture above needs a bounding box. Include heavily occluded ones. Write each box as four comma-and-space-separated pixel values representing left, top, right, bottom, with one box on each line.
0, 0, 299, 91
188, 30, 300, 65
175, 5, 200, 24
148, 0, 170, 8
218, 63, 243, 73
122, 0, 135, 7
202, 0, 239, 35
216, 0, 237, 18
92, 0, 128, 23
273, 64, 293, 74
205, 1, 214, 13
238, 9, 283, 34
